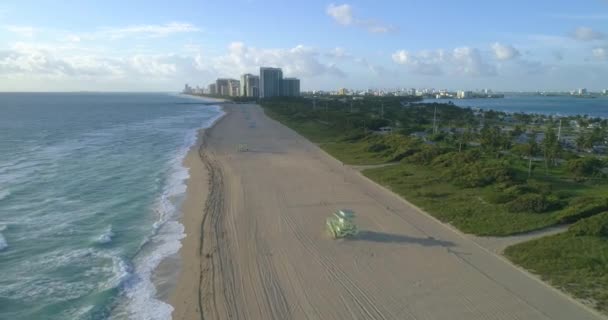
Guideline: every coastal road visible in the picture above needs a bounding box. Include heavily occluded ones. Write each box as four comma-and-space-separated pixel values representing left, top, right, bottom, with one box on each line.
194, 103, 603, 320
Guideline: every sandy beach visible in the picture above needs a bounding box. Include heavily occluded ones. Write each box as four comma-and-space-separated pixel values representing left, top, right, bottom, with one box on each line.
170, 103, 604, 320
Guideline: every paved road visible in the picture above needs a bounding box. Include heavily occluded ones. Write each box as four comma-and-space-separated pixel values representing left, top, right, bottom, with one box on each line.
198, 103, 603, 320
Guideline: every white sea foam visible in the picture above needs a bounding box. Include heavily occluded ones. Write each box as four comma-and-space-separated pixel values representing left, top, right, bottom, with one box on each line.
0, 224, 7, 251
0, 232, 7, 251
116, 105, 224, 320
0, 190, 10, 201
97, 225, 114, 244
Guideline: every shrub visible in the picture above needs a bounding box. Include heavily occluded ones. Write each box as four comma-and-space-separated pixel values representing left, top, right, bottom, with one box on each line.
526, 180, 553, 195
446, 160, 514, 188
506, 193, 562, 213
557, 197, 608, 223
340, 131, 366, 142
407, 145, 446, 165
431, 150, 481, 169
567, 157, 605, 181
367, 143, 389, 153
569, 212, 608, 237
485, 191, 516, 204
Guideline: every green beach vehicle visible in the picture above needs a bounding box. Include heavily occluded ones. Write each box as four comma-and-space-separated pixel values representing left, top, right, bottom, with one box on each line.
326, 209, 358, 239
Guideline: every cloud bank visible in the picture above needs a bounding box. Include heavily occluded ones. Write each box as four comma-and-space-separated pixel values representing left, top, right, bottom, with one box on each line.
326, 3, 395, 34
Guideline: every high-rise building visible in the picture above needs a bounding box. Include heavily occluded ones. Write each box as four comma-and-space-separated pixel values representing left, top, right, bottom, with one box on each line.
216, 79, 230, 96
208, 83, 217, 95
215, 78, 239, 96
228, 79, 240, 97
578, 88, 588, 95
240, 74, 260, 97
259, 67, 283, 98
457, 90, 472, 99
603, 89, 608, 95
282, 78, 300, 97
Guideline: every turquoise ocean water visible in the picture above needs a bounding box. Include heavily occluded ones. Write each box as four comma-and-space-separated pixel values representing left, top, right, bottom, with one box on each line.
424, 95, 608, 117
0, 93, 223, 320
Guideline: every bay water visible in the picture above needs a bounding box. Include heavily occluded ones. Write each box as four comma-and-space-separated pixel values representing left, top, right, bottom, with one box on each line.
425, 94, 608, 118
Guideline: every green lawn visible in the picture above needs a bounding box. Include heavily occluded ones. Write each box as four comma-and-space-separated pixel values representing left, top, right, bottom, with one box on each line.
505, 214, 608, 313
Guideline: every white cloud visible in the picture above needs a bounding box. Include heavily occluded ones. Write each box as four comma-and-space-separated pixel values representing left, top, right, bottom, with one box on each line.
593, 47, 607, 60
5, 26, 37, 37
326, 4, 354, 25
491, 42, 521, 60
572, 26, 605, 41
212, 42, 346, 78
66, 35, 81, 43
452, 47, 496, 76
0, 38, 350, 91
392, 50, 412, 64
101, 22, 201, 39
326, 47, 352, 59
326, 3, 395, 34
4, 22, 201, 43
0, 41, 206, 81
392, 47, 495, 76
0, 42, 121, 77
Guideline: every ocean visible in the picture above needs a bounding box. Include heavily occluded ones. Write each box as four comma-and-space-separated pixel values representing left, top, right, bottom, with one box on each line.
424, 95, 608, 118
0, 93, 223, 320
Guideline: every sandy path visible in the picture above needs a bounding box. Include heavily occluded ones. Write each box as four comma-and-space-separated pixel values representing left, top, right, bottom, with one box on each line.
468, 225, 570, 254
173, 103, 604, 320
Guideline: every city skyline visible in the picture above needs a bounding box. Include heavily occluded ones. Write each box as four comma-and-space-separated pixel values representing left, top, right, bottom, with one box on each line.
194, 66, 301, 97
1, 0, 608, 91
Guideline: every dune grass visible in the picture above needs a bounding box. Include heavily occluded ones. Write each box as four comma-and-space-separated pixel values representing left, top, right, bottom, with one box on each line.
362, 163, 559, 236
505, 213, 608, 313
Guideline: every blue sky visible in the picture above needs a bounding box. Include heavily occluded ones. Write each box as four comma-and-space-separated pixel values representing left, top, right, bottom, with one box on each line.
1, 0, 607, 91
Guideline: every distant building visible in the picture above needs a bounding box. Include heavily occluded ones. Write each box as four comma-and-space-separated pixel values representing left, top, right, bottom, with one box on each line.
457, 90, 473, 99
208, 83, 217, 95
338, 88, 348, 95
603, 89, 608, 95
183, 84, 193, 94
259, 67, 283, 98
282, 78, 301, 97
216, 79, 230, 96
240, 74, 260, 97
578, 88, 588, 95
228, 79, 240, 97
375, 126, 393, 135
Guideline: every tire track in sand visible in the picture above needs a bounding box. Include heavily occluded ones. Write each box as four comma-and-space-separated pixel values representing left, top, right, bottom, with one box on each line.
197, 132, 242, 320
276, 188, 412, 320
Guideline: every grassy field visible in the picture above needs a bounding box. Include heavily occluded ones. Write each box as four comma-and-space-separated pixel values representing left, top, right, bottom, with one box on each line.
505, 212, 608, 313
362, 163, 560, 236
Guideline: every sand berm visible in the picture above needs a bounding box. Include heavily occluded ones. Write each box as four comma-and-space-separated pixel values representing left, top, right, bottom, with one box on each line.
170, 103, 605, 320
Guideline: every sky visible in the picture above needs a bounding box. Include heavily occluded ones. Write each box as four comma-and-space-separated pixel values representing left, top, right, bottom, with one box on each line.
0, 0, 607, 92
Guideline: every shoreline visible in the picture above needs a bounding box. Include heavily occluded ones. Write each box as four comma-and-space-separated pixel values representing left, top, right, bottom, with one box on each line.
168, 104, 226, 320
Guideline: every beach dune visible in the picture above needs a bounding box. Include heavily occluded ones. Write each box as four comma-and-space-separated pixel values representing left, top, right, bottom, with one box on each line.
171, 103, 603, 320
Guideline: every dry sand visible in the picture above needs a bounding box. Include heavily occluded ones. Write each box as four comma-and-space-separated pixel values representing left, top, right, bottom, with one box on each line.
170, 103, 604, 320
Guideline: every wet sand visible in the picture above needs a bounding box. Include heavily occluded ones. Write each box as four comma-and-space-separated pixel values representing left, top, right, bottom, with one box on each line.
170, 103, 603, 320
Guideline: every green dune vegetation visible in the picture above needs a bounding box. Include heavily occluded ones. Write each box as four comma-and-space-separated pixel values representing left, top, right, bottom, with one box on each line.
260, 95, 608, 311
505, 213, 608, 312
